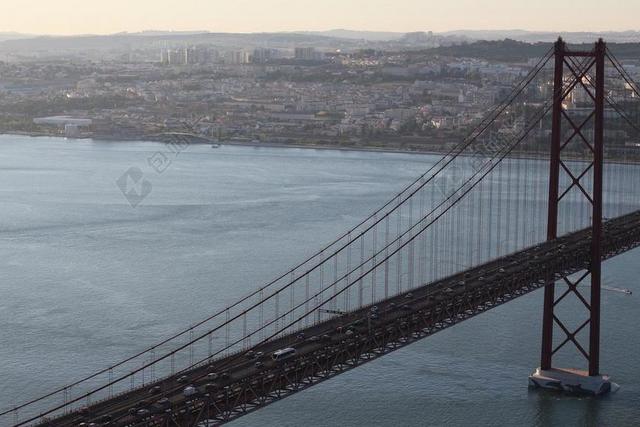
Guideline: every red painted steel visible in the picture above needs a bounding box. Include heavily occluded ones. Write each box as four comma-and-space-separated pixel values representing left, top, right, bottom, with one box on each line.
541, 38, 606, 376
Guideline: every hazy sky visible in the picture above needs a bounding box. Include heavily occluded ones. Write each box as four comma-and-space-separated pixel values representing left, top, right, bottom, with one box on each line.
3, 0, 639, 35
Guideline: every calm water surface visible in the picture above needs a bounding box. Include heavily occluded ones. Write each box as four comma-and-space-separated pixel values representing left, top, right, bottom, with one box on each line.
0, 135, 638, 426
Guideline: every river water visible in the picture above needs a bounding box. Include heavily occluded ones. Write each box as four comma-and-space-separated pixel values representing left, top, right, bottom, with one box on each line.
0, 135, 638, 426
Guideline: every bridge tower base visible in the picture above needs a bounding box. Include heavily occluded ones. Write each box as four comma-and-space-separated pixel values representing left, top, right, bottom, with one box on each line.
528, 368, 618, 396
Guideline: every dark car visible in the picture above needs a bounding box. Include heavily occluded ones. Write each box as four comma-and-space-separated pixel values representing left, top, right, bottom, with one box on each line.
136, 408, 151, 418
151, 398, 170, 414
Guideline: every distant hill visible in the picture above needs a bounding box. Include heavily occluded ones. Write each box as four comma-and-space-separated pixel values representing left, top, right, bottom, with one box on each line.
1, 29, 639, 45
441, 30, 640, 44
416, 39, 640, 62
301, 29, 406, 41
0, 31, 357, 54
0, 32, 34, 42
296, 29, 640, 44
1, 29, 638, 57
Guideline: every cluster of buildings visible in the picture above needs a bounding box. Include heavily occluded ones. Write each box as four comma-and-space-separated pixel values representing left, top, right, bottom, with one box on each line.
294, 47, 323, 61
160, 46, 219, 65
159, 46, 322, 66
0, 45, 638, 154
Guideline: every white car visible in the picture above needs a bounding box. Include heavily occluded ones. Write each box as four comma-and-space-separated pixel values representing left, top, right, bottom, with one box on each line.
271, 347, 296, 361
183, 385, 198, 397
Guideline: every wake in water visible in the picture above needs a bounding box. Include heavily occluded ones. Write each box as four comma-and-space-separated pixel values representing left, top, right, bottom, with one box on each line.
602, 285, 633, 295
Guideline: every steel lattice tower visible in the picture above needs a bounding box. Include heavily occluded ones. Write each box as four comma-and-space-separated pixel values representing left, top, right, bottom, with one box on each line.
540, 38, 606, 377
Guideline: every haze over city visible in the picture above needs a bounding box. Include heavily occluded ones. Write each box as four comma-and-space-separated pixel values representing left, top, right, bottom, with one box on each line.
1, 0, 639, 35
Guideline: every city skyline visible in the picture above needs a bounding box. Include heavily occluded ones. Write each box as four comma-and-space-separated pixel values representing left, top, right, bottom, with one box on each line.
2, 0, 639, 36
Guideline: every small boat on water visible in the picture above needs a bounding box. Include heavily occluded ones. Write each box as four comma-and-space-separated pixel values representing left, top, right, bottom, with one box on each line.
602, 285, 633, 295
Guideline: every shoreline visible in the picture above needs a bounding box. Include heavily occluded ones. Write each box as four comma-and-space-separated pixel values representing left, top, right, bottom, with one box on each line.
2, 132, 640, 165
220, 140, 446, 156
0, 131, 452, 157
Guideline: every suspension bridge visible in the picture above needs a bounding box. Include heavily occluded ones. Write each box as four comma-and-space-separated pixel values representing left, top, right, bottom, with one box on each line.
3, 38, 640, 427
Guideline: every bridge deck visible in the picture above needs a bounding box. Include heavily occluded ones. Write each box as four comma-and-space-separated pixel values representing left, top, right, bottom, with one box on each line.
41, 211, 640, 427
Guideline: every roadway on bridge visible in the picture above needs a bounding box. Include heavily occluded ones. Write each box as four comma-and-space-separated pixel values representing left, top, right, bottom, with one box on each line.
39, 210, 640, 427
